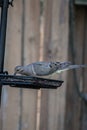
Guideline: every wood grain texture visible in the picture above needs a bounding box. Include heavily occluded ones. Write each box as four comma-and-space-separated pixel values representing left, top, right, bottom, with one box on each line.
1, 0, 22, 130
81, 8, 87, 130
21, 0, 40, 130
64, 6, 86, 130
1, 0, 40, 130
1, 1, 87, 130
39, 0, 53, 130
40, 0, 69, 130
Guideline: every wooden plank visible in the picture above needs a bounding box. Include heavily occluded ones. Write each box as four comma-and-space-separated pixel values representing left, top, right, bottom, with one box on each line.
42, 0, 53, 61
40, 0, 69, 130
1, 0, 22, 130
81, 8, 87, 130
64, 7, 86, 130
39, 0, 53, 129
47, 0, 69, 130
21, 0, 40, 130
73, 8, 86, 130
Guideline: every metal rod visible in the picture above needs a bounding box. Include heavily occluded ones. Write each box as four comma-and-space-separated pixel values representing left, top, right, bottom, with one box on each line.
0, 0, 9, 71
0, 0, 9, 103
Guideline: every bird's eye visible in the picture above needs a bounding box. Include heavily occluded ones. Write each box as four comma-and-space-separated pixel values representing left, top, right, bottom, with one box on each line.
15, 68, 20, 72
50, 65, 52, 68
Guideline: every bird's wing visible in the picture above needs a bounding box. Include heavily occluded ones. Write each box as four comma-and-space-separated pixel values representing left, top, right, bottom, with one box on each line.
26, 61, 59, 76
26, 61, 51, 68
33, 61, 50, 67
26, 61, 72, 76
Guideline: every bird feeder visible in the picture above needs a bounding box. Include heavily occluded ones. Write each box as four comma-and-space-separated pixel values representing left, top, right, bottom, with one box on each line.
0, 0, 63, 104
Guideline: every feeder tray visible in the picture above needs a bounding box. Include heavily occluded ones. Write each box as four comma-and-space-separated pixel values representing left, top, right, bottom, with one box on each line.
0, 73, 64, 89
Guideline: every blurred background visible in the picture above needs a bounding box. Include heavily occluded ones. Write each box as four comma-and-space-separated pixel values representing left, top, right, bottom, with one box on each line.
0, 0, 87, 130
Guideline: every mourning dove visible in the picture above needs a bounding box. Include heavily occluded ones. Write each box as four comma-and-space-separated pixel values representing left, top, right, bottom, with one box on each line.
14, 61, 87, 76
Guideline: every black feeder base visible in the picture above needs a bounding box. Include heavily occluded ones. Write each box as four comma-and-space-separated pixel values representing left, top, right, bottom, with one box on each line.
0, 73, 64, 89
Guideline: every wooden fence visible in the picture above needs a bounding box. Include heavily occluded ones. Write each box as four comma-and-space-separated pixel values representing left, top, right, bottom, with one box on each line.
0, 0, 87, 130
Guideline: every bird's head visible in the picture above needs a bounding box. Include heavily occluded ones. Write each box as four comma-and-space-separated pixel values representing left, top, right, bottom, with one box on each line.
14, 65, 24, 75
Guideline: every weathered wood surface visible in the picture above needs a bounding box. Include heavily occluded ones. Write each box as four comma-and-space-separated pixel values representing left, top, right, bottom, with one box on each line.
1, 0, 40, 130
1, 0, 22, 130
81, 8, 87, 130
40, 0, 69, 130
64, 6, 87, 130
21, 0, 40, 130
1, 0, 87, 130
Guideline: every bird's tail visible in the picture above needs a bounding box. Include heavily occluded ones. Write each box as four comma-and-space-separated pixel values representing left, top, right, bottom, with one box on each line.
68, 64, 87, 69
56, 64, 87, 73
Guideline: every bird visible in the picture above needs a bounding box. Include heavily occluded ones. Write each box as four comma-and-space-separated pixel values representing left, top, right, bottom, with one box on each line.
14, 61, 87, 77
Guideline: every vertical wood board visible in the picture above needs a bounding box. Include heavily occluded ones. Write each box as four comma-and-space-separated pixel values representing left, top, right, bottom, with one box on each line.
40, 0, 69, 130
1, 0, 22, 130
21, 0, 40, 130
